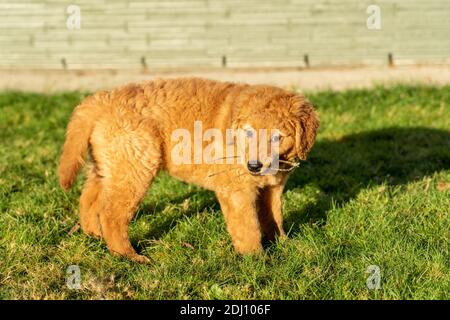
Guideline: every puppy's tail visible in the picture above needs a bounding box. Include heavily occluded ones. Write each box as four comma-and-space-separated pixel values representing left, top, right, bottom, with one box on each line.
58, 95, 104, 191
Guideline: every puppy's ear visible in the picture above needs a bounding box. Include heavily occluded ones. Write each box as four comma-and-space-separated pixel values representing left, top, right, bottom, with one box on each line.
291, 97, 320, 160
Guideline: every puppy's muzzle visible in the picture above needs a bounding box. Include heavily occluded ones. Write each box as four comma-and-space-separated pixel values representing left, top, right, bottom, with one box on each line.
247, 160, 263, 173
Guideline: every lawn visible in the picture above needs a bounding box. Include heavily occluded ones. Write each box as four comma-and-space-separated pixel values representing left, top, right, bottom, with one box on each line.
0, 85, 449, 299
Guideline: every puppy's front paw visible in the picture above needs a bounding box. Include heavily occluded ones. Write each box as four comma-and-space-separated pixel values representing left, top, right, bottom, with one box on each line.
110, 248, 152, 264
130, 254, 152, 264
233, 241, 263, 255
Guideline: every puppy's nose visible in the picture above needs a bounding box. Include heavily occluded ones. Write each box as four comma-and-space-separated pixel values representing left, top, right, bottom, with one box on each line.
247, 160, 263, 173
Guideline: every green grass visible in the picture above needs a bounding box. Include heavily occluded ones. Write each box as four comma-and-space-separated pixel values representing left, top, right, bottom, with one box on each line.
0, 85, 449, 299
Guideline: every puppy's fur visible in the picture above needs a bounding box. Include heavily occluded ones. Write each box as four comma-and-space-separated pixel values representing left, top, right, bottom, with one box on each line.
59, 78, 319, 263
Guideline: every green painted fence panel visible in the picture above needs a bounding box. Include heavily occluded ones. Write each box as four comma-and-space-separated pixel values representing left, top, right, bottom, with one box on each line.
0, 0, 448, 69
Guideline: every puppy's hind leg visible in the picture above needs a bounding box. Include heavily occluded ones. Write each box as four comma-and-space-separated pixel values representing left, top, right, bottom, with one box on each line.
79, 167, 102, 238
94, 132, 162, 264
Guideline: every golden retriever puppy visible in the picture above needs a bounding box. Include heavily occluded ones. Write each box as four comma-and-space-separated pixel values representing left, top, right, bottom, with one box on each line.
59, 78, 319, 263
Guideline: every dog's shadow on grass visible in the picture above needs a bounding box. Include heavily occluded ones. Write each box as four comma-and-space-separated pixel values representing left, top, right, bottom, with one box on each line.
284, 126, 450, 234
134, 126, 450, 244
133, 188, 218, 247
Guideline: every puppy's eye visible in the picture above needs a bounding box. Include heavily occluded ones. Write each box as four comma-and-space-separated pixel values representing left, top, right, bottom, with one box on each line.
245, 130, 254, 138
271, 134, 281, 143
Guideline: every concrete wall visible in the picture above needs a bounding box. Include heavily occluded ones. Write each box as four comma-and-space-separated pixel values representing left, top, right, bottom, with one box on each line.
0, 0, 449, 70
